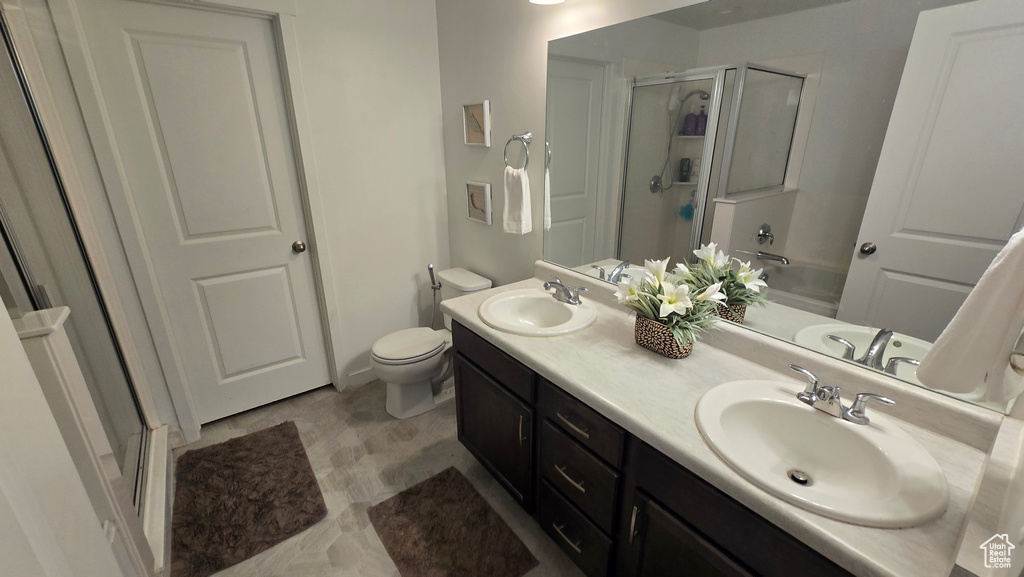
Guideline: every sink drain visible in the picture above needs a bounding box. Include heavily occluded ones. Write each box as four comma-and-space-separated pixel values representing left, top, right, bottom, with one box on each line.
787, 469, 813, 486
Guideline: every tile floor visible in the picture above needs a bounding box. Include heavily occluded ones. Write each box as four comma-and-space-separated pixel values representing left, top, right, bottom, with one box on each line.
171, 381, 585, 577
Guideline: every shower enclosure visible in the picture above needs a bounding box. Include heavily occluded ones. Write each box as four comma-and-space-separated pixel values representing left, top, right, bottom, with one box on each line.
618, 65, 805, 264
0, 21, 149, 507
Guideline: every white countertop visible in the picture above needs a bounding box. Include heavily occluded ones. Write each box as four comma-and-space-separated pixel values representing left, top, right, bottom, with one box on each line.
443, 277, 987, 577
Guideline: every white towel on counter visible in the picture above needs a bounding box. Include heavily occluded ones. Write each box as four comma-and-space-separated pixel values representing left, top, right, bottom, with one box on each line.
917, 227, 1024, 402
543, 164, 552, 231
503, 166, 532, 235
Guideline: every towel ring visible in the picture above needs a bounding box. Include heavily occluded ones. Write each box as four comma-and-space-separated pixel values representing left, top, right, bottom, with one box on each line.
504, 132, 532, 170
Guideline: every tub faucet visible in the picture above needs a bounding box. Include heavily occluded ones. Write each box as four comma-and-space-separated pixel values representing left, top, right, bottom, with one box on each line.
543, 277, 588, 305
756, 251, 790, 265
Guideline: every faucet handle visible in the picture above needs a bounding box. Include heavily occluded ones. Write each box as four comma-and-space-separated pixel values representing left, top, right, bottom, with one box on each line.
826, 335, 857, 360
789, 364, 819, 403
884, 357, 920, 375
590, 265, 606, 280
570, 286, 588, 304
845, 393, 895, 425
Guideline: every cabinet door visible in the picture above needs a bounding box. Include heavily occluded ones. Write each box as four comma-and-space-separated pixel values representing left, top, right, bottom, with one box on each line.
623, 490, 753, 577
455, 354, 533, 508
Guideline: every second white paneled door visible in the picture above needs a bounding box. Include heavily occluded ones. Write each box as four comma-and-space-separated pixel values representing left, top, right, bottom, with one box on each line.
75, 0, 330, 423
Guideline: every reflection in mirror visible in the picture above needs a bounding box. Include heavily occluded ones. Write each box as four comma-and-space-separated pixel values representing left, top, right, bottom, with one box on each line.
544, 0, 1024, 413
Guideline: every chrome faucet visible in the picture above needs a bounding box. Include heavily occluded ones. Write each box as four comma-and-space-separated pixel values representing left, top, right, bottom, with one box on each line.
543, 277, 588, 306
607, 260, 631, 283
756, 251, 790, 265
855, 328, 893, 371
788, 365, 895, 425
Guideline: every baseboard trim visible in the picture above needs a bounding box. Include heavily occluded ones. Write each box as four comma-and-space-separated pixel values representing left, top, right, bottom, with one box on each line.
141, 425, 169, 574
346, 366, 376, 388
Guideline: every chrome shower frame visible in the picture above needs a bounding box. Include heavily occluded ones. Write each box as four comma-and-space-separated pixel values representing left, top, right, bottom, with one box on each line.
618, 68, 728, 262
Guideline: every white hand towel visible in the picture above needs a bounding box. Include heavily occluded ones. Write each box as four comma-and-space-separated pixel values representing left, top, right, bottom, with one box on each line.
917, 227, 1024, 402
544, 165, 552, 231
503, 166, 532, 235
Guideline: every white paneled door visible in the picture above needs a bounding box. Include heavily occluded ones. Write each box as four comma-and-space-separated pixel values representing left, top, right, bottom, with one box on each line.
837, 0, 1024, 342
545, 58, 606, 267
75, 0, 330, 422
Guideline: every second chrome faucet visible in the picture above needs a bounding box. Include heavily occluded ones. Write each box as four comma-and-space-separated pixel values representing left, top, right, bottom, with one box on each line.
789, 364, 895, 425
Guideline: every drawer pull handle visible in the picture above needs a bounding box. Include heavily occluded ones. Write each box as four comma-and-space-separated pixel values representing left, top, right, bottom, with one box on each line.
552, 523, 582, 554
556, 411, 590, 439
555, 464, 586, 493
629, 505, 638, 545
518, 415, 526, 446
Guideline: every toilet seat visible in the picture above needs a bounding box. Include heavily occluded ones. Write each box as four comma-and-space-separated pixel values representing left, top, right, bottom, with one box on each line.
371, 327, 446, 366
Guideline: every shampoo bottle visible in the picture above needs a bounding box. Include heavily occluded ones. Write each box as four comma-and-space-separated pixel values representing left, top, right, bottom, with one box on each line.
696, 105, 708, 136
681, 105, 698, 136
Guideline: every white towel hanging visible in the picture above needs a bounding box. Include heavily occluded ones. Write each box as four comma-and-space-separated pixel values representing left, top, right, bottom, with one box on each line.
503, 166, 532, 235
917, 227, 1024, 402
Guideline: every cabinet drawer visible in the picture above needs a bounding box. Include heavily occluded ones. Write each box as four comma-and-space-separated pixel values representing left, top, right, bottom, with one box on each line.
539, 480, 612, 577
452, 321, 535, 403
541, 420, 619, 534
455, 354, 533, 509
540, 379, 624, 467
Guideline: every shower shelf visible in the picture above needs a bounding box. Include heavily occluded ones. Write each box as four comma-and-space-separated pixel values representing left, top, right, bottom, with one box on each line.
671, 181, 699, 187
675, 135, 705, 139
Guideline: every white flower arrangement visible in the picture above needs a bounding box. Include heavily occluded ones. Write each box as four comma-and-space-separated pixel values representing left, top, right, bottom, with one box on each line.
615, 257, 723, 345
688, 243, 769, 308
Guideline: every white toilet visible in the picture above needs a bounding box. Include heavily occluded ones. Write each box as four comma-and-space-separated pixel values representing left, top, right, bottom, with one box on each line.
371, 268, 491, 419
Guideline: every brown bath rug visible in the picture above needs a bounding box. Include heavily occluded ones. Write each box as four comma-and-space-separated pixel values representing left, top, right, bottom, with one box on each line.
171, 421, 327, 577
368, 466, 539, 577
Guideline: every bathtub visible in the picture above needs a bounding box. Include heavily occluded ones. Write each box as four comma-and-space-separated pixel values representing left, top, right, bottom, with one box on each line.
760, 262, 847, 318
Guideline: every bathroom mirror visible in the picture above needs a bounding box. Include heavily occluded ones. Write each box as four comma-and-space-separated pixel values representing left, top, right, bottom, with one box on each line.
543, 0, 1024, 413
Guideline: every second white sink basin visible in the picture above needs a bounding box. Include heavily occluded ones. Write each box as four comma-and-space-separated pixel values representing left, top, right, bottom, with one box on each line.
478, 289, 597, 336
696, 380, 949, 528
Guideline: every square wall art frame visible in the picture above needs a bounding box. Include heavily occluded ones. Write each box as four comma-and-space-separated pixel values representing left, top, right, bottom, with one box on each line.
463, 101, 491, 147
466, 181, 492, 225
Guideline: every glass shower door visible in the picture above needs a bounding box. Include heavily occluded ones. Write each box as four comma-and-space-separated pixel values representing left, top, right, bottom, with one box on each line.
0, 27, 148, 507
618, 74, 722, 264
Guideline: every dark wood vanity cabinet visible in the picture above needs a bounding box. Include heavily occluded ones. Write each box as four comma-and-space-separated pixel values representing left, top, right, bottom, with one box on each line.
453, 322, 853, 577
616, 440, 853, 577
453, 322, 536, 510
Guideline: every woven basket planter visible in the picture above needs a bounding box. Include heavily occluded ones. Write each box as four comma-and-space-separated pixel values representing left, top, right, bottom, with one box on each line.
715, 303, 747, 324
634, 315, 693, 359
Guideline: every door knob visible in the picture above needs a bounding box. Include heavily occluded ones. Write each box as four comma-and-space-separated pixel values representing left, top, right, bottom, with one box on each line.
292, 240, 307, 253
859, 242, 877, 255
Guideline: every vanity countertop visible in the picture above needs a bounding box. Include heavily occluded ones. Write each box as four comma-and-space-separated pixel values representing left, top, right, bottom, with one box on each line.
443, 277, 987, 577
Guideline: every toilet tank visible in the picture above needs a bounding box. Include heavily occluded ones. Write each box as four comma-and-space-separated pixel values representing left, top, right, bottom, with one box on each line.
435, 268, 491, 329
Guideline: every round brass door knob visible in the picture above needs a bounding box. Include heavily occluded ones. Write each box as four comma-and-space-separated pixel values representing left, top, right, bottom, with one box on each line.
860, 242, 877, 255
292, 240, 307, 253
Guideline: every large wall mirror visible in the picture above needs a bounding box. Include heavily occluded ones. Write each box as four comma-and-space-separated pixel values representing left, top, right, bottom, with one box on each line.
543, 0, 1024, 413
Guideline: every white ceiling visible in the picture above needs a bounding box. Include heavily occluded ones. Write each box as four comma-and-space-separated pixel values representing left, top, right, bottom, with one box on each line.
651, 0, 850, 31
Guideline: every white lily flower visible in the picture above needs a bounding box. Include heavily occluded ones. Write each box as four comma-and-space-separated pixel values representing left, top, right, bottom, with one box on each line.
735, 260, 752, 274
614, 279, 641, 304
694, 281, 727, 303
644, 257, 671, 285
736, 267, 768, 293
673, 262, 693, 281
693, 243, 729, 268
657, 282, 692, 318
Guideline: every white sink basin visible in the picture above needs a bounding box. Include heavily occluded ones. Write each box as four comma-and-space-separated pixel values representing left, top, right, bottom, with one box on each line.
478, 289, 597, 336
696, 380, 949, 528
793, 324, 931, 384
